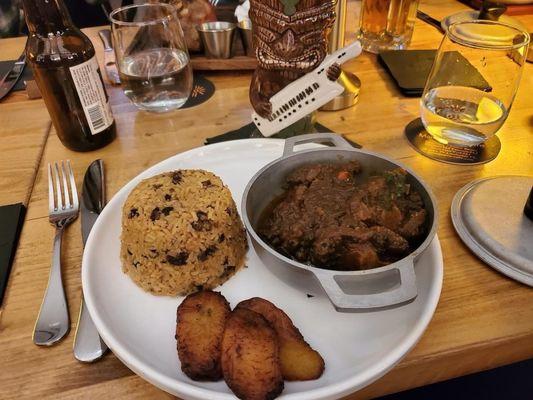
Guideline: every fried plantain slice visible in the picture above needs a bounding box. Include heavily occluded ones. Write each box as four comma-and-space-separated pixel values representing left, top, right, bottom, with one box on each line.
237, 297, 325, 381
176, 290, 230, 380
221, 308, 284, 400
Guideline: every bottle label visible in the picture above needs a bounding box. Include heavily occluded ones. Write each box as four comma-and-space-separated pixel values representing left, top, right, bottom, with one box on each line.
69, 56, 114, 135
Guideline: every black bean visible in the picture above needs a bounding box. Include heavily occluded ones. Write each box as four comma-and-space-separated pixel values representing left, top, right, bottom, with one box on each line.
171, 171, 183, 184
161, 206, 173, 216
220, 264, 235, 278
164, 194, 172, 201
166, 251, 189, 266
198, 245, 217, 261
201, 180, 213, 188
218, 233, 225, 243
128, 208, 139, 218
191, 210, 213, 231
150, 207, 161, 221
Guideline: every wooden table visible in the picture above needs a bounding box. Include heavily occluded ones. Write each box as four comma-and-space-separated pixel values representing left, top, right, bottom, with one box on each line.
1, 1, 532, 398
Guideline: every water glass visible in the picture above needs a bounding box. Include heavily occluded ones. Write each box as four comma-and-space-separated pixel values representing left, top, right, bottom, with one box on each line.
358, 0, 420, 54
421, 20, 530, 147
110, 3, 193, 112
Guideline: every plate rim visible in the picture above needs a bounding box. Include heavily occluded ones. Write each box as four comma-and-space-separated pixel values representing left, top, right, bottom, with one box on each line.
82, 138, 444, 400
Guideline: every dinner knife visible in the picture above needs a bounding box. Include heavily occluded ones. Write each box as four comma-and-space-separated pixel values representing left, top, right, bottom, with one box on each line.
98, 29, 121, 85
0, 52, 26, 101
73, 160, 108, 362
416, 10, 445, 34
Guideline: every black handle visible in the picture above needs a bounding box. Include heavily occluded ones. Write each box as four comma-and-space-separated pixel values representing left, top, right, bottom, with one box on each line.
524, 186, 533, 221
479, 1, 507, 21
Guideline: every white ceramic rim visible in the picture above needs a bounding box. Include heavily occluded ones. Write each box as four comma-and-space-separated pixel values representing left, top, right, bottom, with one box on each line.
83, 139, 444, 400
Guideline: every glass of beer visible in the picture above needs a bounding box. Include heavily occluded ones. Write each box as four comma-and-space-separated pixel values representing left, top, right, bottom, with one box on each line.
358, 0, 419, 53
420, 20, 529, 147
110, 3, 193, 112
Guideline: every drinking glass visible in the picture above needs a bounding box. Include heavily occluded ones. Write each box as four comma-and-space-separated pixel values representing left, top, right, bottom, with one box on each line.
110, 3, 193, 112
358, 0, 419, 54
421, 20, 529, 147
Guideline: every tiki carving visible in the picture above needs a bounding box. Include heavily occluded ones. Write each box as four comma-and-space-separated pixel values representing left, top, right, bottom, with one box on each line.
249, 0, 341, 118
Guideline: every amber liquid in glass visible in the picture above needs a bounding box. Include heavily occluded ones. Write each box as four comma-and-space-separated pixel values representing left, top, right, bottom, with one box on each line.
359, 0, 418, 52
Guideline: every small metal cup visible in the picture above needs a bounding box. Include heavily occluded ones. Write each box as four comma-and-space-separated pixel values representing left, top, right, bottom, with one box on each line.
238, 20, 254, 57
197, 22, 236, 59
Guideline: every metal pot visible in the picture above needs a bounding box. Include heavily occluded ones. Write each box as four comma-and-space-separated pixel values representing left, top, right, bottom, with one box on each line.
242, 133, 438, 311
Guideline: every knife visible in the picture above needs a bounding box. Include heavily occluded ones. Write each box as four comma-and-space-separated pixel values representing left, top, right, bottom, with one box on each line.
416, 10, 445, 34
73, 160, 108, 362
0, 52, 26, 101
98, 29, 121, 85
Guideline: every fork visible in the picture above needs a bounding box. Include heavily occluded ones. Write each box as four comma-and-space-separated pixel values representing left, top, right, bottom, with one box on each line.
33, 161, 79, 346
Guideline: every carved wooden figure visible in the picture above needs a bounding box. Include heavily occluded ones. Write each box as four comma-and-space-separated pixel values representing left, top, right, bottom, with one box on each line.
249, 0, 342, 118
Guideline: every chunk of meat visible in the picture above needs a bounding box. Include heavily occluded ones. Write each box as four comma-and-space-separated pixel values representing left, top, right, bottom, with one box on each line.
398, 209, 427, 239
369, 226, 409, 255
338, 242, 381, 269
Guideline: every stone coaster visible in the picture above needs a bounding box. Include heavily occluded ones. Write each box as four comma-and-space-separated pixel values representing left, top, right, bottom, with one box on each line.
405, 118, 501, 165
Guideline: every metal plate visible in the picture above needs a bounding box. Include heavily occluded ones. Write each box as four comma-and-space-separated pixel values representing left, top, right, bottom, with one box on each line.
451, 176, 533, 286
440, 10, 528, 32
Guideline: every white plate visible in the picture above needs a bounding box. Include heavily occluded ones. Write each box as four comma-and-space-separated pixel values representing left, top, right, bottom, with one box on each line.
83, 139, 443, 400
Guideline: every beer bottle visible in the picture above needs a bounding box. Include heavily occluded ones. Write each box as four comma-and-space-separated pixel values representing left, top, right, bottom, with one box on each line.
22, 0, 116, 151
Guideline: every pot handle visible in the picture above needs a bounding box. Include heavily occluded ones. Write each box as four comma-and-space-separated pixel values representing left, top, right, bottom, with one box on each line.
312, 259, 418, 311
282, 133, 354, 158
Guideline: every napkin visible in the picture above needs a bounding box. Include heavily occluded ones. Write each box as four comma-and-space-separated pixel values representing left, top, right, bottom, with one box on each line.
0, 203, 26, 307
378, 50, 491, 96
205, 122, 362, 148
0, 60, 34, 92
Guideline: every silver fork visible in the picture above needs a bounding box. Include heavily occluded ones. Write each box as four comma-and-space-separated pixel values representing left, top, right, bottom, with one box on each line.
33, 161, 79, 346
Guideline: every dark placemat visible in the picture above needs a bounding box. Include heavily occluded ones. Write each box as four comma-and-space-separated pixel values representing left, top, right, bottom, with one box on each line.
378, 50, 491, 97
182, 75, 215, 109
205, 122, 361, 148
0, 203, 26, 307
405, 118, 501, 165
0, 60, 33, 92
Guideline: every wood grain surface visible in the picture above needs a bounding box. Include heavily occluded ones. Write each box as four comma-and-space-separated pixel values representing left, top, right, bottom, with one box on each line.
0, 0, 532, 399
191, 55, 257, 70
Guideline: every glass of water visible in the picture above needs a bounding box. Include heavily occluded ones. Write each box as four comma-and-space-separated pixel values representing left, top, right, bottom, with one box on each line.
420, 20, 529, 146
110, 3, 193, 112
